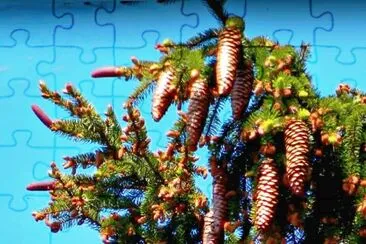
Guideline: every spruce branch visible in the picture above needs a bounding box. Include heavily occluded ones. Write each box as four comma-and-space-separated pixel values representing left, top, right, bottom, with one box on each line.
202, 0, 229, 25
203, 96, 227, 137
128, 79, 155, 106
181, 28, 220, 48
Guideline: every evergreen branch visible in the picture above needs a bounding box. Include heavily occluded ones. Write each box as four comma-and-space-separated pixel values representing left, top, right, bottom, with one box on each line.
98, 175, 147, 191
62, 86, 115, 149
104, 105, 123, 148
142, 153, 164, 184
52, 119, 105, 144
91, 192, 140, 210
204, 97, 227, 137
202, 0, 229, 25
129, 79, 155, 106
167, 117, 187, 146
124, 106, 164, 183
63, 152, 97, 170
62, 174, 96, 185
38, 81, 87, 119
341, 110, 364, 176
181, 28, 220, 48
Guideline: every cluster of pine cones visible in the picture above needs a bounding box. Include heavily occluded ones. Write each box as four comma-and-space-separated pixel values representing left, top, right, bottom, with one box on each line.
151, 16, 253, 151
92, 15, 312, 234
254, 119, 310, 232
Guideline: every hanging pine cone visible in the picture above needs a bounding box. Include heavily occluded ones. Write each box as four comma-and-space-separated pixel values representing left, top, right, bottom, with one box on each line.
202, 210, 215, 244
231, 60, 254, 119
284, 120, 310, 196
215, 16, 244, 96
151, 68, 176, 121
202, 162, 227, 244
186, 79, 210, 151
254, 158, 279, 232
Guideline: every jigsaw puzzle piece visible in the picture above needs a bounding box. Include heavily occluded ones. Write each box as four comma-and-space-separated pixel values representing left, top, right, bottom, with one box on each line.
114, 31, 160, 67
0, 0, 72, 46
0, 30, 55, 97
351, 48, 366, 89
0, 194, 52, 243
54, 0, 115, 63
97, 0, 198, 47
37, 46, 115, 98
50, 226, 100, 244
307, 47, 366, 95
312, 0, 366, 64
0, 130, 79, 211
243, 0, 332, 46
0, 79, 56, 146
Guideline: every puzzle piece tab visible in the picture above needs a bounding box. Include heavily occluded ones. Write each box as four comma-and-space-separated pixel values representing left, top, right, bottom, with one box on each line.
0, 131, 79, 210
0, 79, 56, 146
243, 0, 333, 46
96, 0, 198, 46
307, 46, 366, 95
0, 0, 72, 46
0, 30, 55, 97
312, 0, 366, 63
54, 0, 115, 63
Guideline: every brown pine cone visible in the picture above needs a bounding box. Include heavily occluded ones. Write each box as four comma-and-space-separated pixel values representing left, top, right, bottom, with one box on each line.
151, 68, 176, 121
231, 61, 254, 120
202, 165, 228, 243
254, 158, 279, 232
284, 120, 310, 196
215, 27, 242, 96
186, 79, 210, 151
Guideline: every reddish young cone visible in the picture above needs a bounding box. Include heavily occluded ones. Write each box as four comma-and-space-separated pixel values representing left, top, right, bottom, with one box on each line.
91, 66, 124, 78
31, 105, 53, 128
215, 27, 242, 95
254, 158, 279, 231
26, 181, 55, 191
231, 61, 254, 119
151, 69, 176, 121
284, 120, 310, 196
186, 79, 210, 151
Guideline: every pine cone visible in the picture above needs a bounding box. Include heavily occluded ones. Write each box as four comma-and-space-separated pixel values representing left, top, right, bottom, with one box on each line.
202, 167, 228, 244
151, 68, 176, 121
31, 105, 53, 128
284, 120, 310, 196
254, 158, 279, 232
202, 210, 215, 244
187, 79, 210, 151
215, 27, 242, 96
26, 181, 55, 191
231, 61, 254, 119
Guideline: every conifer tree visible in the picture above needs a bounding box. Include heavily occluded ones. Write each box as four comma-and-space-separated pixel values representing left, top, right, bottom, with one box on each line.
27, 1, 366, 243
